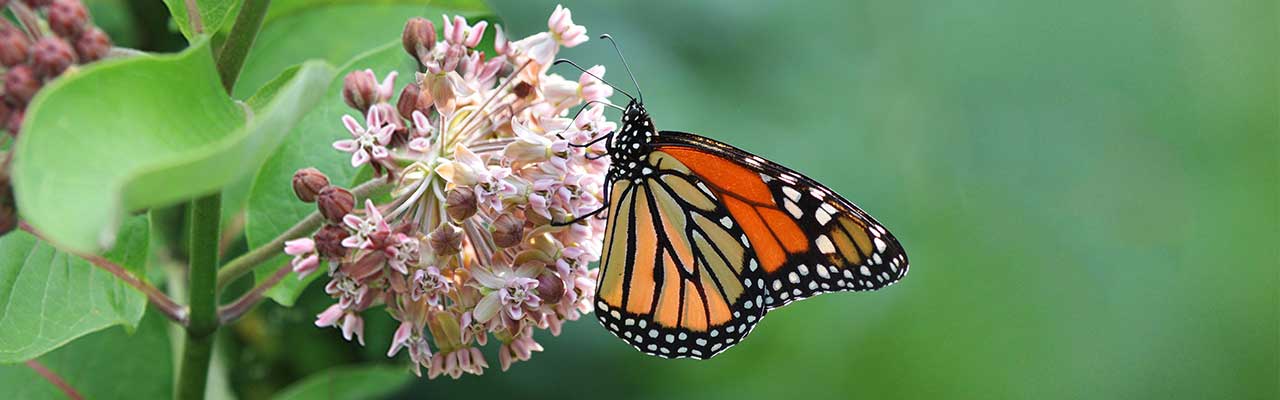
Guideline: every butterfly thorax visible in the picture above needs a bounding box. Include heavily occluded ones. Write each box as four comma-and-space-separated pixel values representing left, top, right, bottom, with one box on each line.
608, 100, 657, 181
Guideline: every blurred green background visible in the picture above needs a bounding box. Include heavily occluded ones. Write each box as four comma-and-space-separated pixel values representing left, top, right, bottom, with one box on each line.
87, 1, 1279, 399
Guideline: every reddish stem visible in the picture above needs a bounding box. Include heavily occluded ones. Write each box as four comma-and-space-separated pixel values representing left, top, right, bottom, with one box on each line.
217, 263, 291, 324
25, 360, 84, 400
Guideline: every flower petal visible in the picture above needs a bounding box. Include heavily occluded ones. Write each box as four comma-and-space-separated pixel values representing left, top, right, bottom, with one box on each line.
351, 149, 370, 167
333, 139, 359, 152
474, 293, 501, 323
341, 115, 363, 137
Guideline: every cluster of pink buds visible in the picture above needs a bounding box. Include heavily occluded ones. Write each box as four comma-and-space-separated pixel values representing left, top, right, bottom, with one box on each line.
284, 6, 616, 378
0, 0, 112, 136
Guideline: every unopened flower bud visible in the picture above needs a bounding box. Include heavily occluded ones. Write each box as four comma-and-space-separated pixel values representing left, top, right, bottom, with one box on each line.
73, 27, 110, 62
30, 37, 76, 78
342, 70, 378, 112
314, 224, 350, 259
4, 65, 40, 105
428, 223, 463, 256
536, 270, 564, 304
292, 168, 330, 202
445, 186, 477, 221
0, 24, 29, 67
397, 82, 422, 120
316, 186, 355, 223
491, 213, 524, 248
402, 17, 436, 61
47, 0, 89, 38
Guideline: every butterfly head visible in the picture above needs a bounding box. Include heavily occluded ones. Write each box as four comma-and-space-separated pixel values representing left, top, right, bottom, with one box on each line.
608, 99, 657, 180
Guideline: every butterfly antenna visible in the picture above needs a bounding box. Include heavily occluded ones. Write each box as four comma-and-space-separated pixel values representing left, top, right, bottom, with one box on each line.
599, 34, 643, 103
553, 59, 637, 101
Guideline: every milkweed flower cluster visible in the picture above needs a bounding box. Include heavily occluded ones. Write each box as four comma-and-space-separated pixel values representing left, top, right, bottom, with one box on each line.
283, 6, 615, 378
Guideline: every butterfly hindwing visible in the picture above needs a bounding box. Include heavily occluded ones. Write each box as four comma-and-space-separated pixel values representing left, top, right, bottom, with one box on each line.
594, 155, 767, 359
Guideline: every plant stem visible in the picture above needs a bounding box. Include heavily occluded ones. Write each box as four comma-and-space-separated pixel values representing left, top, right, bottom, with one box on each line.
174, 2, 274, 397
26, 360, 84, 400
215, 178, 390, 288
217, 264, 289, 324
214, 0, 271, 93
17, 222, 189, 324
176, 194, 221, 400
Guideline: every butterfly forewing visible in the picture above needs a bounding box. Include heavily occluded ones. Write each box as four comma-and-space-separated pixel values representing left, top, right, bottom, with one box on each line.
652, 131, 909, 308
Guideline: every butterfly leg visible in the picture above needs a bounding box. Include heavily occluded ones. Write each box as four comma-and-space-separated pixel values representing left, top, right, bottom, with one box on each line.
551, 205, 608, 226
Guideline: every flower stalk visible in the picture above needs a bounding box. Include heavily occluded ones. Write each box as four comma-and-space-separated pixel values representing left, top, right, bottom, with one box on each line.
215, 177, 390, 289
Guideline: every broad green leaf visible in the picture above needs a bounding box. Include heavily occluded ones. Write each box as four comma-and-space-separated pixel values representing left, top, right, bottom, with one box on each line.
0, 214, 150, 363
12, 38, 335, 254
0, 310, 173, 399
163, 0, 241, 41
220, 64, 306, 226
233, 1, 490, 98
272, 365, 412, 400
246, 43, 418, 306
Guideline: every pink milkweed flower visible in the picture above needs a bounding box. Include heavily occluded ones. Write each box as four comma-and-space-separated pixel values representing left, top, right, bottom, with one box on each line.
458, 311, 489, 346
314, 304, 366, 345
504, 117, 569, 168
357, 69, 398, 102
284, 238, 321, 278
341, 312, 366, 345
548, 5, 587, 47
472, 264, 543, 323
284, 237, 315, 255
512, 32, 557, 66
429, 347, 487, 379
442, 15, 487, 48
497, 331, 544, 371
388, 321, 434, 376
385, 233, 420, 275
410, 266, 452, 306
333, 108, 394, 167
316, 303, 346, 327
494, 24, 511, 56
577, 65, 612, 102
341, 199, 389, 249
408, 110, 434, 152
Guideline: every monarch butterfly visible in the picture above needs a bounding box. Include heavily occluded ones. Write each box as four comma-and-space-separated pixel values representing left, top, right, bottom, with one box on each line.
558, 36, 908, 359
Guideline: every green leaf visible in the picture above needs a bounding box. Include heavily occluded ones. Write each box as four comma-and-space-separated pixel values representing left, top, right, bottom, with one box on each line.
272, 365, 412, 400
0, 310, 173, 399
11, 39, 335, 254
233, 1, 491, 98
163, 0, 241, 41
0, 214, 150, 363
246, 43, 418, 306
